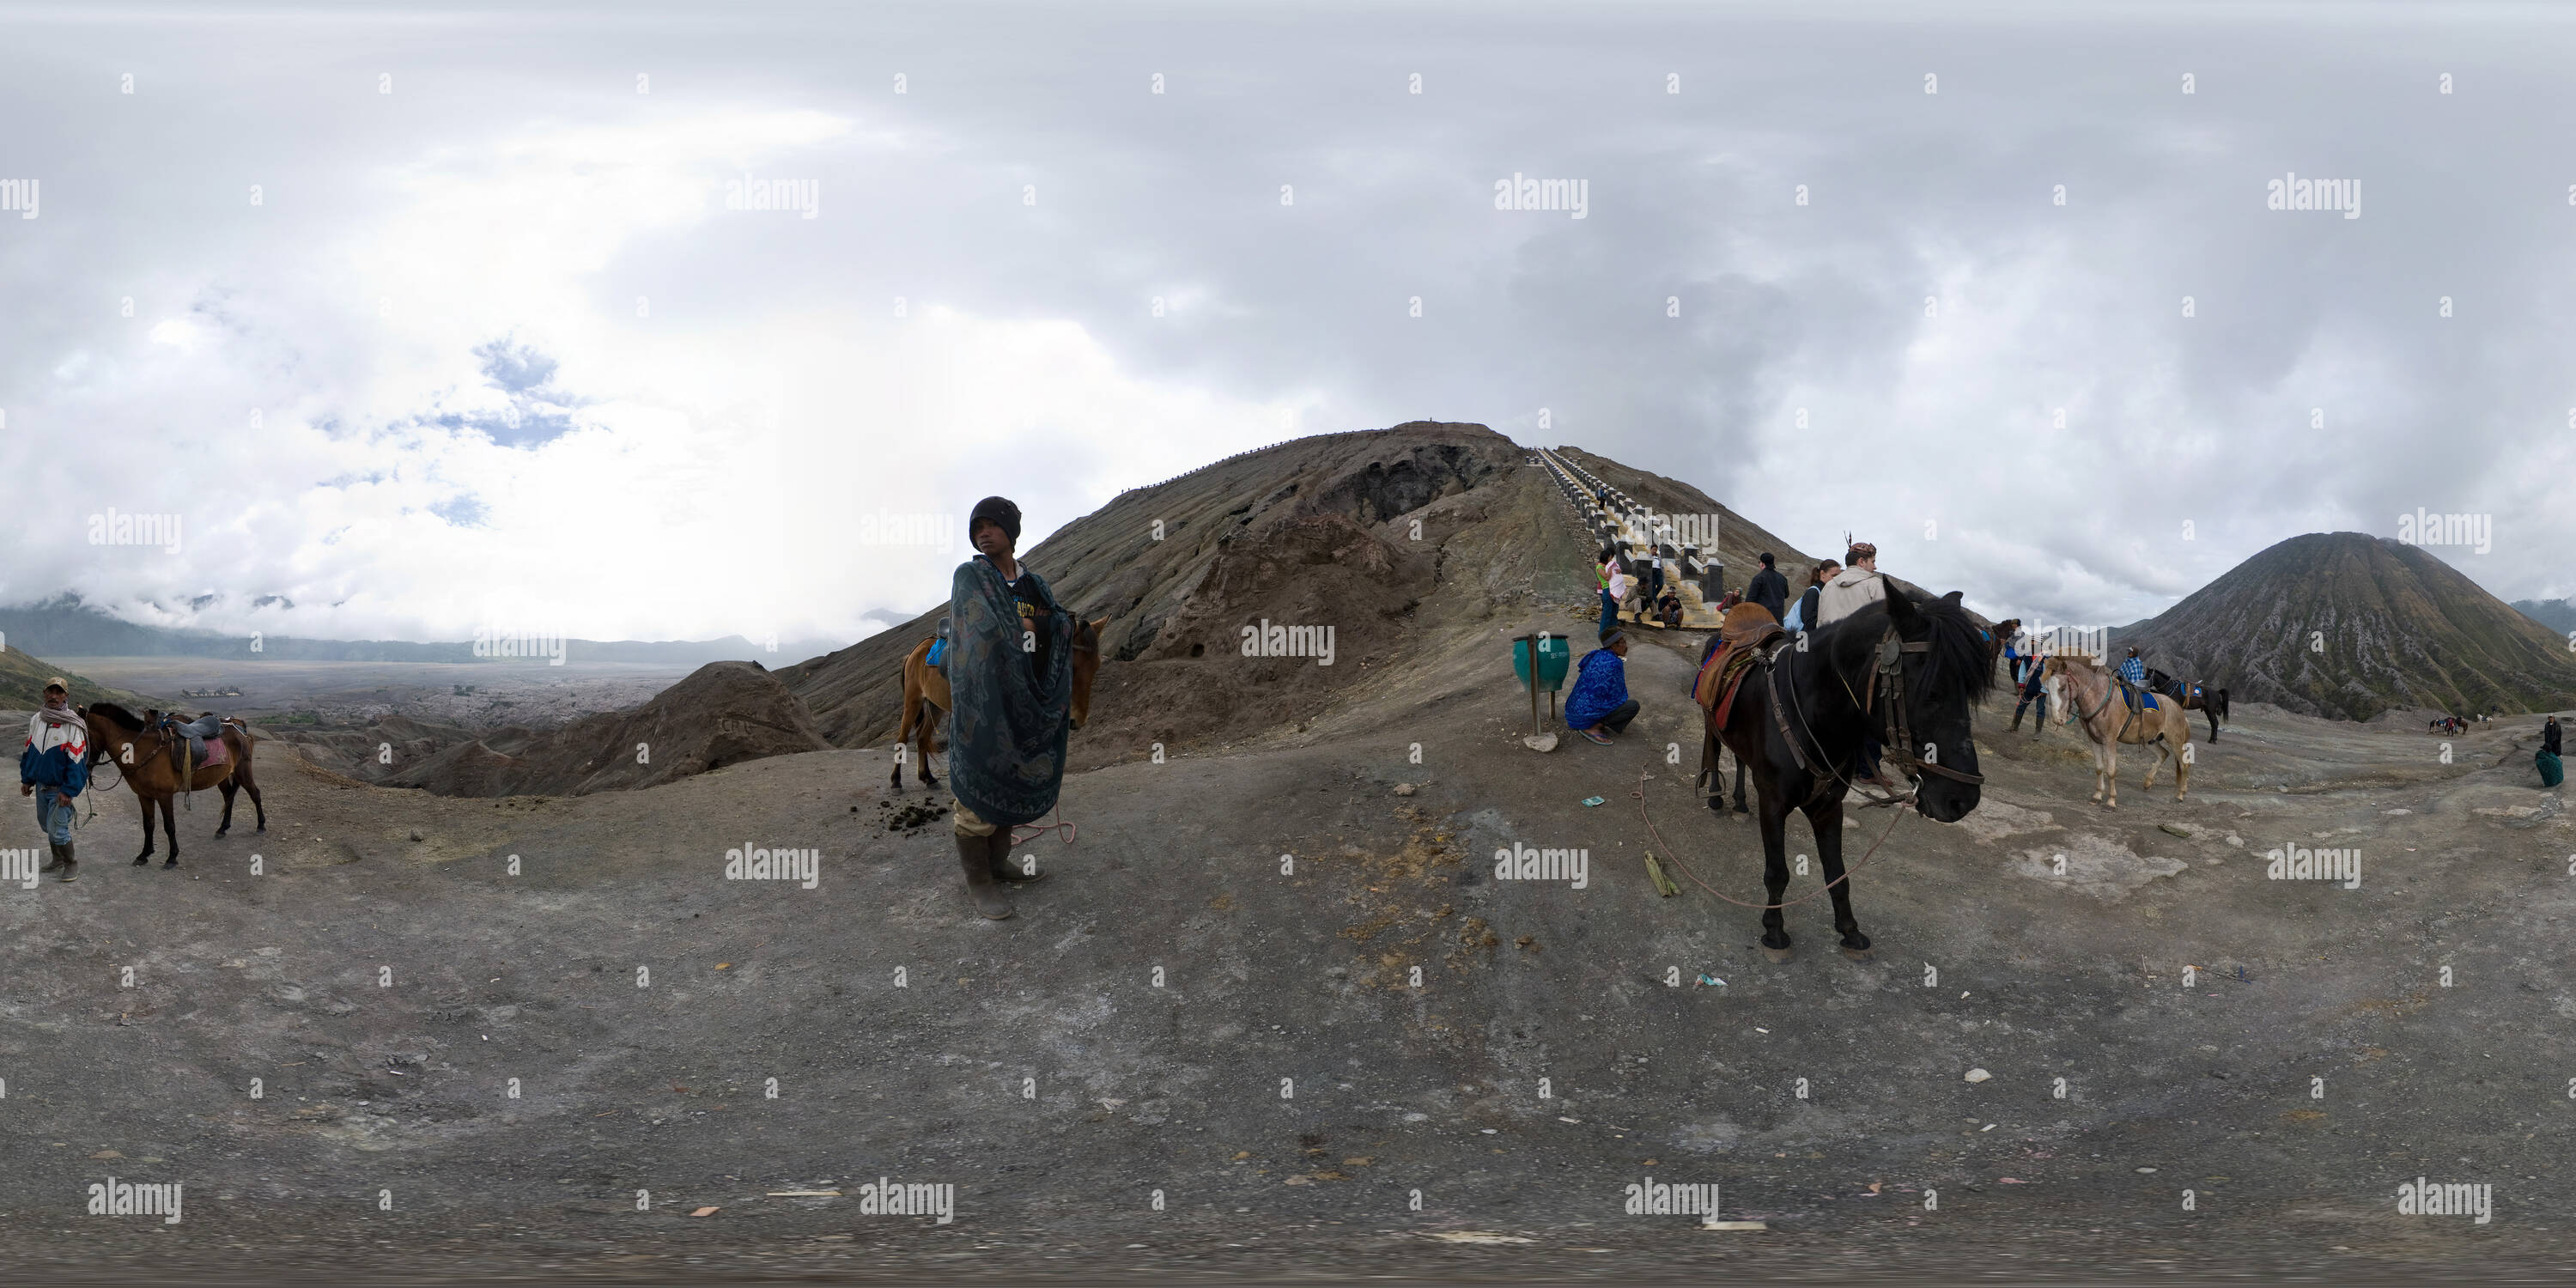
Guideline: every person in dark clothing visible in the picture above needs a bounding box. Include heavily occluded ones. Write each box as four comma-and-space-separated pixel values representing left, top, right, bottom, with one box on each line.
2009, 655, 2050, 734
2546, 715, 2563, 756
1745, 552, 1790, 622
945, 495, 1076, 920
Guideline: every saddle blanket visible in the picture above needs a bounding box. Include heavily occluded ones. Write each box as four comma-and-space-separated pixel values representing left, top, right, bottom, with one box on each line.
194, 732, 232, 769
926, 637, 948, 668
2119, 682, 2159, 711
1695, 605, 1786, 727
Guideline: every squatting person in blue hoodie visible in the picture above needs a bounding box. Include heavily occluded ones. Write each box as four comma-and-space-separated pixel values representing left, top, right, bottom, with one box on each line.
1568, 628, 1640, 746
19, 677, 90, 883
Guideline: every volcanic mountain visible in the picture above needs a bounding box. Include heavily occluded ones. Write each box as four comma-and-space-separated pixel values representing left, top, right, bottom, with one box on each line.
778, 422, 1833, 767
2114, 532, 2576, 721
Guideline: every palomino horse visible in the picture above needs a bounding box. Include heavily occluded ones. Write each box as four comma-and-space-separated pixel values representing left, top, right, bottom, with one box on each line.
890, 617, 1106, 791
2146, 666, 2230, 744
81, 703, 267, 867
2043, 656, 2191, 807
1704, 591, 1992, 962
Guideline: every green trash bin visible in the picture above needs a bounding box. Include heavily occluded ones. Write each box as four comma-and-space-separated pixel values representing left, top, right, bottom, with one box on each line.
1513, 635, 1571, 692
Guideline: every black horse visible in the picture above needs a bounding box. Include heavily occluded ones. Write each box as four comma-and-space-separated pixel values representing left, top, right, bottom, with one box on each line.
2145, 666, 2229, 743
1704, 591, 1992, 962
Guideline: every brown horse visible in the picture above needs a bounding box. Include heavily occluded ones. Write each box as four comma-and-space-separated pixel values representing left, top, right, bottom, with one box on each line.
1989, 618, 2023, 679
2040, 655, 2190, 808
890, 618, 1105, 790
82, 702, 267, 867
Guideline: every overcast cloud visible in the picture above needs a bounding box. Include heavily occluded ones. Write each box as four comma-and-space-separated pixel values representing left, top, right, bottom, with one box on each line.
3, 0, 2571, 646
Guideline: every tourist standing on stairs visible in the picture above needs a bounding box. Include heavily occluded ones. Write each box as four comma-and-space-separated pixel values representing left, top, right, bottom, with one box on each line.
1746, 552, 1789, 622
1598, 548, 1630, 635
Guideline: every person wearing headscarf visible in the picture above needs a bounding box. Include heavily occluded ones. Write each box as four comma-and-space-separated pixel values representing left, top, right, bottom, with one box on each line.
19, 677, 89, 882
944, 496, 1075, 920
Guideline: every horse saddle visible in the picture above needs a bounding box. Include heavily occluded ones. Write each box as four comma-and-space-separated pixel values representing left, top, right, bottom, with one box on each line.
1694, 604, 1788, 728
2118, 681, 2159, 712
163, 713, 235, 769
924, 617, 954, 668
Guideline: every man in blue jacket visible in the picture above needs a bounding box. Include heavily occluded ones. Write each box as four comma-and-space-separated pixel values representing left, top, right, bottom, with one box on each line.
1568, 629, 1640, 745
19, 677, 89, 882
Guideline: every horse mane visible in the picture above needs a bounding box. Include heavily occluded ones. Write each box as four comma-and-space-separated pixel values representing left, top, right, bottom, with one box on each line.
1817, 593, 1997, 705
87, 701, 145, 732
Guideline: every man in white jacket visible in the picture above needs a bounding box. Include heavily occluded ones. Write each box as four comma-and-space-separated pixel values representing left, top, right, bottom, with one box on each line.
1812, 544, 1900, 788
1814, 541, 1886, 627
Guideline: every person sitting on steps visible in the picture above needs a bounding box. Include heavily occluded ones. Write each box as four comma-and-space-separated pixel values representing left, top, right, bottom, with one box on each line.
1568, 628, 1640, 746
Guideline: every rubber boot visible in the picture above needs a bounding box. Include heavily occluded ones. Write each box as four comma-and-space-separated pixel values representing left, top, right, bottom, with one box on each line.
39, 841, 67, 874
989, 831, 1046, 884
955, 833, 1012, 919
2008, 706, 2025, 732
56, 841, 77, 883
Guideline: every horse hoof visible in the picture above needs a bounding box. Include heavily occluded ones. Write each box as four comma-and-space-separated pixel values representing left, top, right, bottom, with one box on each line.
164, 860, 179, 869
133, 857, 149, 866
1762, 945, 1795, 964
1840, 944, 1876, 962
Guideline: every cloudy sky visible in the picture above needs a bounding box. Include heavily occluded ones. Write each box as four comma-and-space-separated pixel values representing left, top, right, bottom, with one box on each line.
4, 0, 2571, 647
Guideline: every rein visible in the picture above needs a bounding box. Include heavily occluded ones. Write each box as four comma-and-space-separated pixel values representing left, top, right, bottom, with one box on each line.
1637, 765, 1908, 910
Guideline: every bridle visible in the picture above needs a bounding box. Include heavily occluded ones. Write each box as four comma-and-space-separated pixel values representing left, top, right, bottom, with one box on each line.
1858, 627, 1985, 789
1765, 622, 1984, 805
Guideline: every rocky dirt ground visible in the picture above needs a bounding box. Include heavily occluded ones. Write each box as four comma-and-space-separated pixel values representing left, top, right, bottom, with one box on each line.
3, 611, 2573, 1281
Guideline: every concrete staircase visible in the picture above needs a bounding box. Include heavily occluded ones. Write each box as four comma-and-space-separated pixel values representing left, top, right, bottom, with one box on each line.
1533, 447, 1728, 631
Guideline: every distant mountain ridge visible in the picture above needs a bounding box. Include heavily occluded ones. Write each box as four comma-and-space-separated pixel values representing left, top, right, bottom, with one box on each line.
0, 597, 841, 668
2515, 597, 2576, 635
2115, 532, 2576, 721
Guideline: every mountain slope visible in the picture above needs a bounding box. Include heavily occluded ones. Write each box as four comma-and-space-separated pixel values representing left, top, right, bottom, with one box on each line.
0, 644, 137, 710
778, 422, 1593, 762
378, 661, 832, 797
2116, 532, 2576, 721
